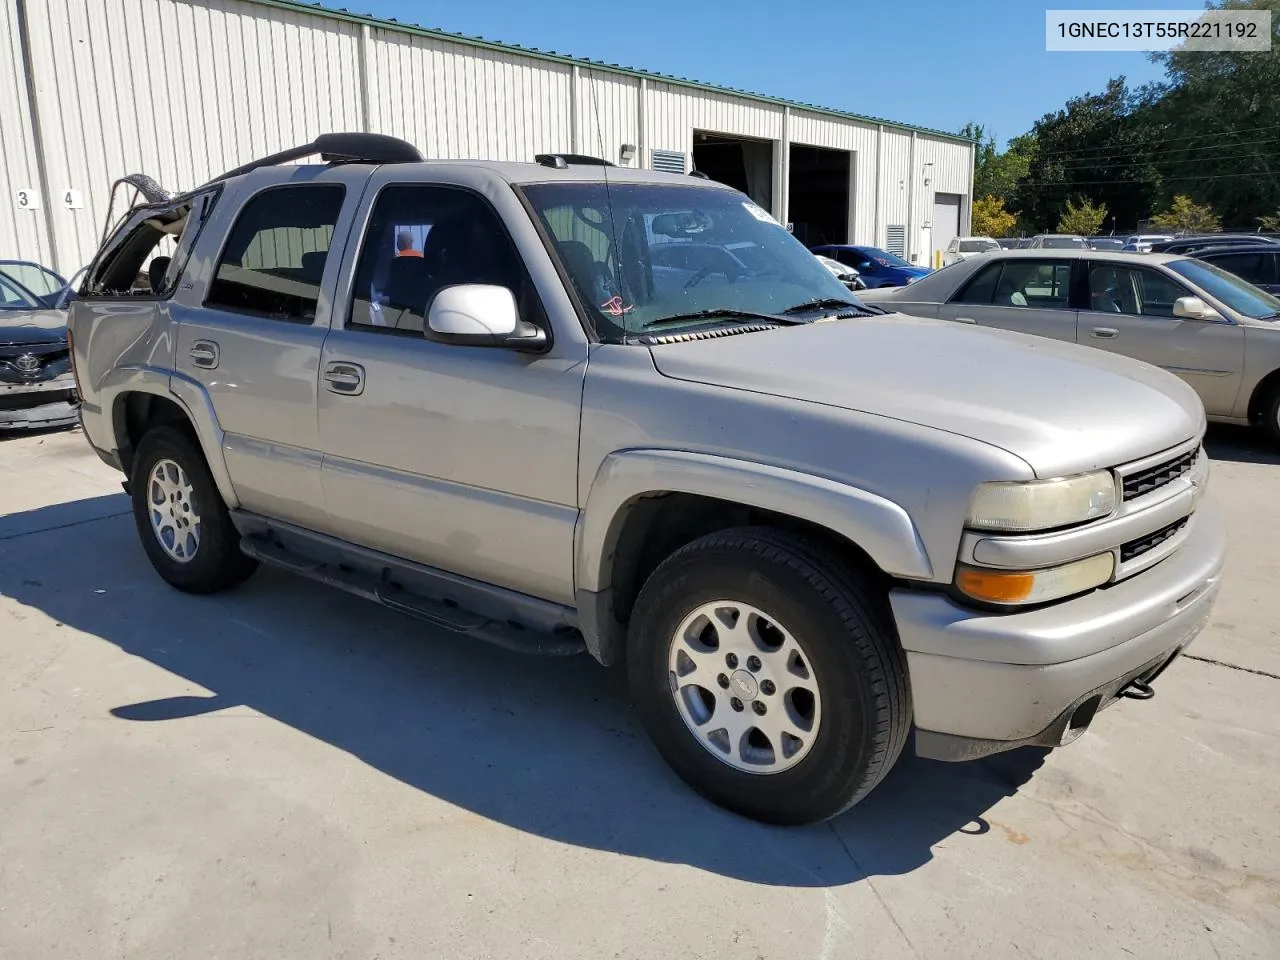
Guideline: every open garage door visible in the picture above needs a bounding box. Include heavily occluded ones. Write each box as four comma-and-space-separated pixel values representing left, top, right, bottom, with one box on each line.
788, 145, 850, 247
932, 193, 962, 267
692, 132, 774, 212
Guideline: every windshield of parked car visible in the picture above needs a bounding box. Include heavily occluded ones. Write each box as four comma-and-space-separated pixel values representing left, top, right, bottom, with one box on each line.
522, 182, 862, 341
1168, 258, 1280, 319
1039, 236, 1087, 249
0, 261, 67, 305
959, 239, 999, 253
0, 274, 42, 311
853, 247, 911, 268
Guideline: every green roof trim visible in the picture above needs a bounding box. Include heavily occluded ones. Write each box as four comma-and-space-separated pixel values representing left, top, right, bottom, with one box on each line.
243, 0, 975, 144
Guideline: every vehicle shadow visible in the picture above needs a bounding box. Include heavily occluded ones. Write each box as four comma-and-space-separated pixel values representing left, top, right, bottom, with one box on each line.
1204, 422, 1280, 466
0, 498, 1048, 888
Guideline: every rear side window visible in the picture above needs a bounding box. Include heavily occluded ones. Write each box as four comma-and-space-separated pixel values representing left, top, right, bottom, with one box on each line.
953, 261, 1003, 303
206, 184, 345, 322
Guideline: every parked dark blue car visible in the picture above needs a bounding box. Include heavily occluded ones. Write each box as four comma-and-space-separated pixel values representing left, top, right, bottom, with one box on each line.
809, 245, 932, 288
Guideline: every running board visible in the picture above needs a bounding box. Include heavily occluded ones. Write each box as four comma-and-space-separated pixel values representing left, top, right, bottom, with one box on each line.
238, 533, 585, 657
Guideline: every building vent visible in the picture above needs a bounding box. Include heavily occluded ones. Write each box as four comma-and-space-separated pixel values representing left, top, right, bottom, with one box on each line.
651, 150, 687, 174
886, 225, 907, 257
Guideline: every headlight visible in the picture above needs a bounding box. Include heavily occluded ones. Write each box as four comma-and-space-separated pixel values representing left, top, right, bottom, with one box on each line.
956, 552, 1114, 606
966, 471, 1117, 533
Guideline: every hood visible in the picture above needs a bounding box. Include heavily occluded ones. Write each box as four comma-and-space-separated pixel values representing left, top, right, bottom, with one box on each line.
897, 266, 932, 278
647, 314, 1203, 478
0, 309, 68, 346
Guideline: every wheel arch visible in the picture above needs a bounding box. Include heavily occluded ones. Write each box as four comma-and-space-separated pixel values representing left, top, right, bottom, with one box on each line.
1245, 366, 1280, 426
573, 450, 932, 666
109, 374, 238, 508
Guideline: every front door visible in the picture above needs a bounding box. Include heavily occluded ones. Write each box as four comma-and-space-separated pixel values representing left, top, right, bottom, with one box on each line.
174, 169, 365, 529
1077, 260, 1245, 416
315, 175, 586, 605
936, 257, 1079, 343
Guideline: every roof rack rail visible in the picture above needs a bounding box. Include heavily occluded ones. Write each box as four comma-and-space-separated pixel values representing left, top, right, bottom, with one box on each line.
534, 153, 615, 169
205, 133, 424, 185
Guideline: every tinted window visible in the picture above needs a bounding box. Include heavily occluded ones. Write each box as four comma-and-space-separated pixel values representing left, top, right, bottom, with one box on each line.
1203, 252, 1269, 284
349, 185, 528, 333
1087, 265, 1188, 317
206, 185, 344, 322
1039, 237, 1087, 249
958, 239, 999, 253
953, 261, 1002, 303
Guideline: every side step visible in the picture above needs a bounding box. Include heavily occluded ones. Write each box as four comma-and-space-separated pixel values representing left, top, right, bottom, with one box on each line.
239, 534, 585, 657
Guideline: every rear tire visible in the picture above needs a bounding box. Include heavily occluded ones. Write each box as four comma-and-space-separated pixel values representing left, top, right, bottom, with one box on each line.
627, 527, 910, 825
1261, 386, 1280, 446
129, 425, 257, 593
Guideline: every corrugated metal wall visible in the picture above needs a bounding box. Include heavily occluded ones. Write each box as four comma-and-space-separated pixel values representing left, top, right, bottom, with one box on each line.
0, 0, 51, 267
1, 0, 970, 275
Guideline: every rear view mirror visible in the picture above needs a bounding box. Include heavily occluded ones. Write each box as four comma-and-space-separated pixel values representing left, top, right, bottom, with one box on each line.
1172, 296, 1221, 321
426, 284, 547, 351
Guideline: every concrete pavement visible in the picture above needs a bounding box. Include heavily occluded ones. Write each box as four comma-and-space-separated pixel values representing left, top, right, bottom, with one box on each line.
0, 426, 1277, 959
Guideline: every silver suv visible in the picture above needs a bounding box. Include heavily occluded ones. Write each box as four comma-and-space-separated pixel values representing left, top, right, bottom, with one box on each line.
69, 134, 1225, 824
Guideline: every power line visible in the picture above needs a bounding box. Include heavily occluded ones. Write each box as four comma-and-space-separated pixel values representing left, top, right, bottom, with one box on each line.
1017, 169, 1276, 188
1036, 137, 1280, 172
1010, 122, 1280, 163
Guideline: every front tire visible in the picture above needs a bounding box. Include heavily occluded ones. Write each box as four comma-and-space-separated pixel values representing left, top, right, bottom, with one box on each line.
627, 527, 910, 825
129, 425, 258, 593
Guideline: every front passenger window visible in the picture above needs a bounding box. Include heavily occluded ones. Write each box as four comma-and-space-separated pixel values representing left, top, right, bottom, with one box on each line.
348, 185, 531, 334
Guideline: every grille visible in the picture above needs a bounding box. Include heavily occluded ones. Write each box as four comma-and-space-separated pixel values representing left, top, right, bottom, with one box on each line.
1122, 447, 1199, 501
1120, 518, 1189, 563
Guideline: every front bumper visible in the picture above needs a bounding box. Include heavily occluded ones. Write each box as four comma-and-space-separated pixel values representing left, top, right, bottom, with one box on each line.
893, 498, 1226, 760
0, 375, 78, 430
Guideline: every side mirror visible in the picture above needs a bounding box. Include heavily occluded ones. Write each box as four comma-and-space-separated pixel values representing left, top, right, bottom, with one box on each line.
1172, 295, 1221, 321
426, 284, 547, 351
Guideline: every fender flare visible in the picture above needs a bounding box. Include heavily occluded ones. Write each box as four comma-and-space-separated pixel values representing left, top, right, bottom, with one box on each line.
104, 367, 239, 509
573, 449, 933, 664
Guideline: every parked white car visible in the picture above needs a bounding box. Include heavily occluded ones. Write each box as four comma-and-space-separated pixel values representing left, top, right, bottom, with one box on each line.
943, 236, 1001, 265
1122, 234, 1175, 253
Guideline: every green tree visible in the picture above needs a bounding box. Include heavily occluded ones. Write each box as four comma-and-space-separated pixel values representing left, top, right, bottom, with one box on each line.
1014, 78, 1158, 233
1149, 0, 1280, 226
959, 123, 1037, 203
972, 195, 1018, 237
1259, 211, 1280, 232
1150, 195, 1222, 233
1056, 197, 1108, 235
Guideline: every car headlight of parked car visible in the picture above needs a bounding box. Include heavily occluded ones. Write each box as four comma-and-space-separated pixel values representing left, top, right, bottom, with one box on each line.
966, 470, 1116, 533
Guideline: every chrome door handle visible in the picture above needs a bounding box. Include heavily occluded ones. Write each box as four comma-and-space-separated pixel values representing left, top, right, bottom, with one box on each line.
189, 340, 219, 368
323, 361, 365, 396
1091, 327, 1118, 339
954, 316, 977, 324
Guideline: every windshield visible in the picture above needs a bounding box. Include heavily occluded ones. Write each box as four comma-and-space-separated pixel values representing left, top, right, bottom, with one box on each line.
1040, 236, 1087, 249
0, 261, 66, 307
522, 182, 860, 340
854, 247, 911, 268
958, 240, 999, 253
1168, 258, 1280, 319
0, 274, 43, 311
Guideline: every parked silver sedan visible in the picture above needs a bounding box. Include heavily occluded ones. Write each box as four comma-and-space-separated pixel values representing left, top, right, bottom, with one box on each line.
859, 249, 1280, 441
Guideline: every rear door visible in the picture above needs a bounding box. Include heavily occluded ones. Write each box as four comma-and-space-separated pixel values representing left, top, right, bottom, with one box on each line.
1077, 260, 1244, 416
935, 257, 1078, 342
173, 167, 368, 529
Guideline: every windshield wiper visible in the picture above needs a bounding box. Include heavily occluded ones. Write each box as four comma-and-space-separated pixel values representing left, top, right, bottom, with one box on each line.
640, 308, 807, 330
781, 297, 884, 316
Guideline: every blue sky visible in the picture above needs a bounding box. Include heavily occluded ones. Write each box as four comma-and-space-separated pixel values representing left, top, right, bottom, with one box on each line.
353, 0, 1187, 146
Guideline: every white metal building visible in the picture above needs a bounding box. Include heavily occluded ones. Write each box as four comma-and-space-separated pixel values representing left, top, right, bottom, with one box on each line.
1, 0, 974, 277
